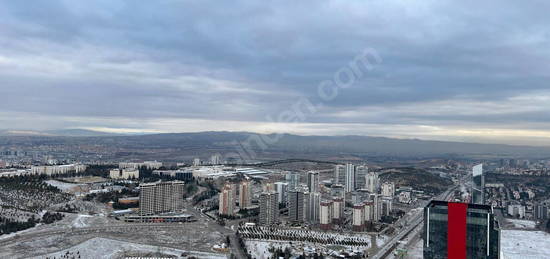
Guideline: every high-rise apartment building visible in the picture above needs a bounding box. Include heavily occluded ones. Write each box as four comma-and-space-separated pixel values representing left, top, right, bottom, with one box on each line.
334, 165, 346, 185
352, 204, 366, 232
534, 203, 549, 220
366, 171, 379, 193
320, 201, 333, 231
355, 165, 368, 190
139, 181, 185, 216
239, 180, 252, 209
259, 191, 278, 226
210, 154, 222, 165
380, 197, 393, 217
305, 192, 321, 223
193, 158, 201, 166
363, 201, 374, 222
288, 190, 305, 223
423, 201, 500, 259
331, 184, 345, 199
344, 163, 356, 192
274, 182, 289, 205
381, 182, 395, 197
370, 193, 381, 222
286, 171, 300, 191
332, 197, 345, 224
306, 171, 320, 193
219, 183, 236, 216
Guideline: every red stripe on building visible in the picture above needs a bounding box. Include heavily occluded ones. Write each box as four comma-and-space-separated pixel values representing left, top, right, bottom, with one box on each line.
448, 202, 468, 259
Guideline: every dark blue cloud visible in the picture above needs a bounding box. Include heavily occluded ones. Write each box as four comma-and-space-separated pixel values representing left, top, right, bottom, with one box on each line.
1, 0, 550, 142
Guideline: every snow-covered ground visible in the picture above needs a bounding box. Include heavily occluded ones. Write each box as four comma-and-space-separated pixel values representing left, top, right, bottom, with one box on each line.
501, 230, 550, 259
0, 225, 41, 241
31, 237, 226, 259
72, 214, 93, 228
245, 239, 368, 259
45, 180, 80, 192
239, 226, 372, 247
245, 240, 292, 259
376, 235, 389, 248
506, 219, 537, 229
406, 239, 423, 258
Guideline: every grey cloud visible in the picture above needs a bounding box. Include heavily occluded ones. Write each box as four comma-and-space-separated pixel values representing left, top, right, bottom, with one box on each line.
1, 0, 550, 143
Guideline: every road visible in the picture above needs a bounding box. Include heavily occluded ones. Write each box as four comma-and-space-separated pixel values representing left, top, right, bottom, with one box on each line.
185, 203, 249, 258
371, 174, 466, 259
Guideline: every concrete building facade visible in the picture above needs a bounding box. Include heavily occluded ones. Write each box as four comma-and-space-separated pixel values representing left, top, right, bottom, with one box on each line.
139, 181, 185, 216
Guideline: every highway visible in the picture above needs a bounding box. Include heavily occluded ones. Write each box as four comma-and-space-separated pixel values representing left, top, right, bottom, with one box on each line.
371, 176, 465, 259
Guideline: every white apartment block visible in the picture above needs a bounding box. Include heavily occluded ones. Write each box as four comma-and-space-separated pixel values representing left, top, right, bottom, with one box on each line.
381, 182, 395, 197
139, 181, 185, 216
119, 161, 162, 170
31, 164, 87, 176
110, 168, 139, 179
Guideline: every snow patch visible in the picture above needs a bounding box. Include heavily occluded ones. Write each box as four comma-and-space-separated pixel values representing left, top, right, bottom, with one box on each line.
45, 180, 80, 192
501, 230, 550, 259
72, 214, 93, 228
32, 237, 226, 259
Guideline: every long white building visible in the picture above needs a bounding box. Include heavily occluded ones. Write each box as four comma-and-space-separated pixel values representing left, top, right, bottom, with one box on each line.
119, 161, 162, 170
110, 168, 139, 179
31, 164, 87, 176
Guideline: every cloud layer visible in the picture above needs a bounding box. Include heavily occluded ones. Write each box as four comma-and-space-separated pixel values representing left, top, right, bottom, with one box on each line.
1, 0, 550, 145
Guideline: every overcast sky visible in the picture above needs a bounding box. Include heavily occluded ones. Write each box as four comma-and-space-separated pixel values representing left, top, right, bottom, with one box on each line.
1, 0, 550, 145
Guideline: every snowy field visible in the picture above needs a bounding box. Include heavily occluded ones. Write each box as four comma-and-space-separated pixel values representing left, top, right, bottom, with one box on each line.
45, 180, 81, 192
506, 219, 537, 229
32, 237, 226, 259
501, 230, 550, 259
246, 240, 292, 259
72, 214, 93, 228
245, 239, 364, 259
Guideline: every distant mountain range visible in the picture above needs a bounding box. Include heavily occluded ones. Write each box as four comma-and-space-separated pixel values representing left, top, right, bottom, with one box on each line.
121, 132, 550, 159
1, 130, 549, 159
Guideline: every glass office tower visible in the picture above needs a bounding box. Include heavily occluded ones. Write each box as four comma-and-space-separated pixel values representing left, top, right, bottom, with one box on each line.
423, 201, 500, 259
472, 164, 485, 205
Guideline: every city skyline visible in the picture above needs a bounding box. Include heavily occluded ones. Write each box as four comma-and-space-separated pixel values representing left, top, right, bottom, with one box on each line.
1, 1, 550, 258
